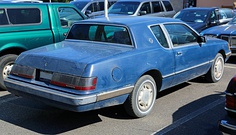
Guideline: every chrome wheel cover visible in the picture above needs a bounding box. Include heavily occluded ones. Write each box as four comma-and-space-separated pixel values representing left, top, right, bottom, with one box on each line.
3, 63, 13, 80
214, 56, 224, 80
137, 80, 155, 112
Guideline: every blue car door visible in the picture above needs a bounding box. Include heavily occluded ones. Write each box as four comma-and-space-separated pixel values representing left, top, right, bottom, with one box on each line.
150, 25, 176, 90
164, 23, 210, 85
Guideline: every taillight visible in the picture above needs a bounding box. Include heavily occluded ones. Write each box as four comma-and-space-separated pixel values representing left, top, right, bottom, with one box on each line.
10, 64, 35, 79
226, 76, 236, 93
50, 72, 97, 91
226, 93, 236, 109
225, 76, 236, 109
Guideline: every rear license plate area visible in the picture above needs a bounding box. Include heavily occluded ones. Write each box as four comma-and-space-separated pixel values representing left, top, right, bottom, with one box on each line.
39, 70, 53, 82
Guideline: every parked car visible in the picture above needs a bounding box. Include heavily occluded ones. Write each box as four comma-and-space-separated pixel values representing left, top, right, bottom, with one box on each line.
218, 75, 236, 134
5, 16, 231, 118
0, 3, 86, 90
219, 8, 235, 24
106, 0, 175, 17
174, 7, 220, 32
201, 16, 236, 55
70, 0, 117, 18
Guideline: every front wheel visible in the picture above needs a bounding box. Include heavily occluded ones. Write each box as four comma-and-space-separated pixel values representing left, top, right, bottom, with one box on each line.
0, 54, 18, 90
124, 75, 157, 118
205, 53, 224, 83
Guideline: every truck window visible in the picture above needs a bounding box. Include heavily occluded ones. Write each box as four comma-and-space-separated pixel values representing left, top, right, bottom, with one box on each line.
140, 2, 151, 14
0, 9, 8, 25
87, 2, 105, 12
58, 7, 84, 27
162, 1, 173, 11
152, 1, 164, 13
7, 8, 40, 25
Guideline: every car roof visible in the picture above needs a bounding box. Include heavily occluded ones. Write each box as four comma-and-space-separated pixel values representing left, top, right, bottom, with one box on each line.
79, 16, 182, 26
181, 7, 218, 11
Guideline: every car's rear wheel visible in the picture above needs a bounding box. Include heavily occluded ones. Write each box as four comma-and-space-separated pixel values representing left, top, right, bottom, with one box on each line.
124, 75, 157, 118
0, 54, 18, 90
206, 53, 224, 83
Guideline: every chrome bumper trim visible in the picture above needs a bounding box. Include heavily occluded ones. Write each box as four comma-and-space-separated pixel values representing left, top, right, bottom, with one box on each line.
5, 78, 134, 106
225, 107, 236, 113
219, 120, 236, 134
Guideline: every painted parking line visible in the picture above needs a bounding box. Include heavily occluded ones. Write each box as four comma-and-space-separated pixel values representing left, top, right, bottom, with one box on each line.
0, 95, 18, 105
152, 97, 225, 135
225, 65, 236, 69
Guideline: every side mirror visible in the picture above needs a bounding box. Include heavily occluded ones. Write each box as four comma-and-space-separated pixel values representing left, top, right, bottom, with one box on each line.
139, 11, 147, 15
85, 10, 92, 16
197, 36, 206, 46
208, 19, 219, 26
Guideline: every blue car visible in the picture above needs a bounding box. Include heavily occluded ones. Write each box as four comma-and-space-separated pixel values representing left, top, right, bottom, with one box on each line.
5, 16, 231, 118
201, 16, 236, 55
174, 7, 220, 33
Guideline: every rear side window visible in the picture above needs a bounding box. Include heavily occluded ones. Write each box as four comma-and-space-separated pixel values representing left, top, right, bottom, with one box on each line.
8, 8, 41, 24
152, 1, 164, 13
0, 9, 8, 25
162, 1, 173, 11
150, 25, 168, 48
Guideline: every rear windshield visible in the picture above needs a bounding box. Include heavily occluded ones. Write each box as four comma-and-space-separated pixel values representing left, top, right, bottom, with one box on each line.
67, 24, 132, 45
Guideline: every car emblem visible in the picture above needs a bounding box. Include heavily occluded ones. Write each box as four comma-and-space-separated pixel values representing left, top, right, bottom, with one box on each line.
149, 38, 153, 43
45, 62, 48, 67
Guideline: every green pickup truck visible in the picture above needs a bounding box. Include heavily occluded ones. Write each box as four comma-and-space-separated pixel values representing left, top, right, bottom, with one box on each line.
0, 3, 87, 90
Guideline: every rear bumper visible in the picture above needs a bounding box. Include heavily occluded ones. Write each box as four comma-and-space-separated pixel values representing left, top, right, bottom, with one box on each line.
219, 120, 236, 134
225, 107, 236, 113
5, 77, 133, 110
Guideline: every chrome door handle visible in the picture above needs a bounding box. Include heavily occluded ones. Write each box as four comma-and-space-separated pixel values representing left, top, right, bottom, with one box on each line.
176, 52, 182, 56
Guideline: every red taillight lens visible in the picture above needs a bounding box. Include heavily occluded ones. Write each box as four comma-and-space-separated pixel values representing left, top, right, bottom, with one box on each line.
225, 76, 236, 109
10, 64, 35, 79
226, 76, 236, 93
50, 73, 97, 91
226, 94, 236, 109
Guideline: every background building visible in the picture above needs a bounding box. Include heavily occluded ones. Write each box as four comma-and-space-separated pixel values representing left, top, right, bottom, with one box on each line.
197, 0, 235, 8
171, 0, 236, 12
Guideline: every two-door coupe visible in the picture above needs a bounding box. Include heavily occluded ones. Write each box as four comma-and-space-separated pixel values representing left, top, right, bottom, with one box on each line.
5, 16, 231, 118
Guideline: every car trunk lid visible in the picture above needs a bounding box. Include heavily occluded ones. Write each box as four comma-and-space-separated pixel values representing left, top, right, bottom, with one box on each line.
15, 41, 133, 76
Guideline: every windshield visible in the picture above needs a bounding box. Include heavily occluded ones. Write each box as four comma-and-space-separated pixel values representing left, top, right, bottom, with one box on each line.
67, 24, 132, 45
70, 1, 88, 10
229, 17, 236, 24
108, 2, 140, 15
174, 10, 209, 23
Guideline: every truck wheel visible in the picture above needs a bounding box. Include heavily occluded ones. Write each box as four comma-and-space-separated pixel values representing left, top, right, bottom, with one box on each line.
205, 53, 224, 83
0, 54, 18, 90
124, 75, 157, 118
